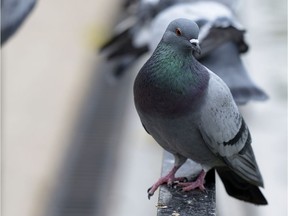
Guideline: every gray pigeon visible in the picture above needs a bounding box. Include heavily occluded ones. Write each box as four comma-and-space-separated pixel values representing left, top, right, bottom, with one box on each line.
1, 0, 36, 45
101, 0, 268, 105
133, 18, 267, 205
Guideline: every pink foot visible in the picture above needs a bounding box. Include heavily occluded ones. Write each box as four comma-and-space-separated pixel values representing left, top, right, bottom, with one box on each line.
147, 166, 185, 199
177, 170, 206, 191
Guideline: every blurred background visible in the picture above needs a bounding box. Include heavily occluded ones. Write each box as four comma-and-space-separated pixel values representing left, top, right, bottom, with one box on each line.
1, 0, 287, 216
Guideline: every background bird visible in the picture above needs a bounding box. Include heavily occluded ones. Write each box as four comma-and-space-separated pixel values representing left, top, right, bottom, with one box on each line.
133, 18, 267, 205
1, 0, 36, 45
100, 0, 268, 105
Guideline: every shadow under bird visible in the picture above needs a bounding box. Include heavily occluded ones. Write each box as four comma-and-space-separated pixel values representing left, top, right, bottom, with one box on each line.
133, 18, 267, 205
100, 0, 268, 105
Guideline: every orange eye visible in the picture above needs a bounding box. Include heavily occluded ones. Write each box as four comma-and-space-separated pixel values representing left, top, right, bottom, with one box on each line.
175, 28, 182, 36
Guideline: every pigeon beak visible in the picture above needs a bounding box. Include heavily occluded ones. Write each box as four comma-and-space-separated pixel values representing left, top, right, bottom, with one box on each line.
190, 39, 201, 56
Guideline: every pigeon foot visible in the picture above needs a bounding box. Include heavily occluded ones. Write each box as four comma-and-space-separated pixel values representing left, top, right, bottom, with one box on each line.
147, 166, 186, 199
177, 170, 206, 191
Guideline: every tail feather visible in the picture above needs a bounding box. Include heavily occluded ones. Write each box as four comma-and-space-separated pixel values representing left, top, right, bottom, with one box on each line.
217, 167, 268, 205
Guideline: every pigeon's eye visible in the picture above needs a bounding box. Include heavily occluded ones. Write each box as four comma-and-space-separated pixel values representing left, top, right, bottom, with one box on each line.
175, 28, 182, 36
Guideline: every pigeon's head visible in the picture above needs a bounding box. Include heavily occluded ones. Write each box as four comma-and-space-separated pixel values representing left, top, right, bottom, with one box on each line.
162, 18, 201, 56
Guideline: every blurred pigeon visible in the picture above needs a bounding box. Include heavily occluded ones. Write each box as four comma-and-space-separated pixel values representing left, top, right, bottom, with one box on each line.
133, 18, 267, 205
1, 0, 36, 45
100, 0, 268, 105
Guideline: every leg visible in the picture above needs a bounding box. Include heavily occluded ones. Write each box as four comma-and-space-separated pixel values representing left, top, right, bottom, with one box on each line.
177, 169, 206, 191
147, 154, 187, 199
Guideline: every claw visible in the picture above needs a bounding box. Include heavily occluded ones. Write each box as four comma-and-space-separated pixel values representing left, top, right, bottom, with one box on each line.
171, 182, 178, 188
148, 192, 153, 200
199, 184, 206, 192
147, 186, 152, 193
147, 187, 154, 200
146, 166, 181, 200
182, 177, 188, 183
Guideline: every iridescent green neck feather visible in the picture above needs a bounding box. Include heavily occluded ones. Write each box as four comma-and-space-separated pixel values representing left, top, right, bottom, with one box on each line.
134, 42, 209, 117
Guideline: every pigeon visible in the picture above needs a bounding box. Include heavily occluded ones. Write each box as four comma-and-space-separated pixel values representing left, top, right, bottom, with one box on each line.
1, 0, 37, 45
100, 0, 268, 105
133, 18, 267, 205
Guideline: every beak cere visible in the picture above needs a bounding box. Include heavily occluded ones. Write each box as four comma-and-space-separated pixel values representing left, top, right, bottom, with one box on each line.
189, 38, 199, 45
190, 38, 201, 56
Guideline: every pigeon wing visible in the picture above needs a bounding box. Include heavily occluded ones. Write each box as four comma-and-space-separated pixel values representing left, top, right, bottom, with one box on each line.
199, 71, 247, 157
199, 71, 264, 186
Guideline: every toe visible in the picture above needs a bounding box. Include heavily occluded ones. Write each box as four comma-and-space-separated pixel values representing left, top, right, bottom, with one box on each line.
199, 184, 206, 192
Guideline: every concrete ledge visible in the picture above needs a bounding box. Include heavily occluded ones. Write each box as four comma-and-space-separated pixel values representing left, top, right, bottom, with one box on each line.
157, 151, 216, 216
